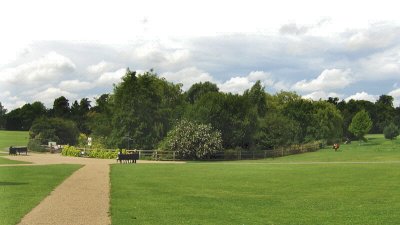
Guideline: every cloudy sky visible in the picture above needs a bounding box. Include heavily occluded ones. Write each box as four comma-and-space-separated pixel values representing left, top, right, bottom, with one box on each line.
1, 0, 400, 110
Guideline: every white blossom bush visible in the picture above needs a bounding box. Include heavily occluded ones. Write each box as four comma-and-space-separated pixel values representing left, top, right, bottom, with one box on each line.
162, 119, 223, 160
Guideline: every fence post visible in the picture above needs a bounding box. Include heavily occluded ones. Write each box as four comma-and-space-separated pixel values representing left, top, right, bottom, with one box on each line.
173, 151, 175, 161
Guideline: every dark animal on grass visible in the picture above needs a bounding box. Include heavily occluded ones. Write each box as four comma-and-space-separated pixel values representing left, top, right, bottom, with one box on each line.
332, 143, 340, 152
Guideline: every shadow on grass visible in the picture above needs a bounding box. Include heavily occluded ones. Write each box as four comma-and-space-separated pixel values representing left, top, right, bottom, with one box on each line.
0, 181, 29, 186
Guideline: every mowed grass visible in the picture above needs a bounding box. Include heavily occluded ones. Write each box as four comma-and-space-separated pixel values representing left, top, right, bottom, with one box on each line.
111, 134, 400, 225
0, 164, 82, 225
0, 157, 29, 165
255, 134, 400, 163
0, 130, 29, 151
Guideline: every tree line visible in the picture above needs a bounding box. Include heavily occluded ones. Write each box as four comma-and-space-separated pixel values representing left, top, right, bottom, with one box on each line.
0, 69, 399, 150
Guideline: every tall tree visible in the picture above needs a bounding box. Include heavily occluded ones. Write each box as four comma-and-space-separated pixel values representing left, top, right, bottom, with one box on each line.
110, 69, 185, 149
186, 81, 219, 104
0, 102, 7, 129
348, 110, 373, 142
244, 81, 267, 117
53, 96, 70, 118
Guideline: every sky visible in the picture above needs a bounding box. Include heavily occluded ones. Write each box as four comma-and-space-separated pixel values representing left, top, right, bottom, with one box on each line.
1, 0, 400, 110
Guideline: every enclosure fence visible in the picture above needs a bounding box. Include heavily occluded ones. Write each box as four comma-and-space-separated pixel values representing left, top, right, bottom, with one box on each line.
82, 143, 322, 161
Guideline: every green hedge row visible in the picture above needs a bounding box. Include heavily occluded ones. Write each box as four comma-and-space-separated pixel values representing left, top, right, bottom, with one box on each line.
61, 146, 127, 159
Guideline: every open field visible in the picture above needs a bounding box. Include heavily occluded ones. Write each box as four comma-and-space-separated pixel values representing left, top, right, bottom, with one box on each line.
0, 157, 29, 165
111, 134, 400, 225
0, 131, 29, 151
0, 164, 82, 225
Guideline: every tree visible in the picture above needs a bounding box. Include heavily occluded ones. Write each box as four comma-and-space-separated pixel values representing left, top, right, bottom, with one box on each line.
160, 119, 222, 160
254, 113, 299, 149
244, 80, 267, 117
53, 96, 70, 118
186, 92, 258, 149
186, 81, 219, 104
0, 102, 7, 129
110, 69, 185, 149
29, 117, 79, 145
348, 110, 373, 142
383, 123, 399, 140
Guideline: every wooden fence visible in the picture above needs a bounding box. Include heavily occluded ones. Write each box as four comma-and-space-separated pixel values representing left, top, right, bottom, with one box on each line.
118, 143, 323, 161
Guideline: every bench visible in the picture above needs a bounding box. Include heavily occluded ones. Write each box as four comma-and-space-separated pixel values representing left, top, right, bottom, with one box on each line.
9, 146, 28, 155
117, 153, 139, 163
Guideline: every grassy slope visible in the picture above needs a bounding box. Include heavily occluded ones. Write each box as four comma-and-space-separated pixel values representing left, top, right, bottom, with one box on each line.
0, 164, 82, 225
111, 134, 400, 225
0, 157, 29, 165
255, 134, 400, 163
0, 131, 29, 151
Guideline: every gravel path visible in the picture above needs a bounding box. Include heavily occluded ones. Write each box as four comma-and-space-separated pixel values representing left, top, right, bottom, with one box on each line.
3, 153, 184, 225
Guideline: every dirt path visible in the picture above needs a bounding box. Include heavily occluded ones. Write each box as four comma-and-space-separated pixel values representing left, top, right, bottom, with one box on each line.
2, 153, 184, 225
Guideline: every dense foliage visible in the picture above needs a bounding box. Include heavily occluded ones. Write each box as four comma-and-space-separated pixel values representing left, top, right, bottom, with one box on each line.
348, 110, 373, 142
29, 117, 79, 145
383, 123, 399, 140
161, 119, 223, 159
2, 68, 400, 151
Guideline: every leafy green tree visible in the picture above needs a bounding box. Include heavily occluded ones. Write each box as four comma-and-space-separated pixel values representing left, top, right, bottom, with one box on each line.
348, 110, 373, 142
52, 96, 70, 118
374, 95, 395, 133
186, 92, 257, 149
29, 117, 79, 145
186, 81, 219, 104
254, 113, 300, 149
383, 123, 399, 140
244, 81, 267, 117
110, 69, 185, 149
314, 101, 343, 143
0, 102, 7, 129
161, 119, 222, 159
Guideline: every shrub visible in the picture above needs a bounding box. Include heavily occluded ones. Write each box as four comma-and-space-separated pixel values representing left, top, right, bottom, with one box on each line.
27, 139, 46, 152
88, 149, 118, 159
384, 123, 399, 140
161, 119, 223, 160
61, 145, 81, 157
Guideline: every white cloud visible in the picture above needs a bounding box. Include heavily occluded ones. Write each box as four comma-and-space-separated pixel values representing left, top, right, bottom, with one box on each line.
59, 80, 94, 92
292, 69, 353, 92
345, 91, 377, 102
358, 47, 400, 79
219, 77, 254, 94
96, 68, 126, 86
162, 67, 215, 90
388, 88, 400, 107
218, 71, 275, 94
346, 23, 400, 51
0, 51, 75, 85
87, 61, 116, 74
33, 88, 77, 106
302, 91, 342, 101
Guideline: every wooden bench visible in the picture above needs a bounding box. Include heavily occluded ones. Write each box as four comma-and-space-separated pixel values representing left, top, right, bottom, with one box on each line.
117, 153, 139, 163
9, 146, 28, 155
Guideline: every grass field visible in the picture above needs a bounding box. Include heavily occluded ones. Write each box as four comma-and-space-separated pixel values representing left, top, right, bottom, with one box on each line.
0, 164, 82, 225
0, 157, 29, 165
111, 134, 400, 225
0, 130, 29, 151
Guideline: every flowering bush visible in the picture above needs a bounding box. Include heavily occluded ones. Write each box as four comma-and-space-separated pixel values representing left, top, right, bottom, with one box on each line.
161, 119, 222, 160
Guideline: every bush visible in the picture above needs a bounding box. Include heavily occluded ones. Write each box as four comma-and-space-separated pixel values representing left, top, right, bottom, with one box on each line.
27, 139, 46, 152
161, 119, 223, 160
384, 123, 399, 140
61, 145, 81, 157
88, 149, 118, 159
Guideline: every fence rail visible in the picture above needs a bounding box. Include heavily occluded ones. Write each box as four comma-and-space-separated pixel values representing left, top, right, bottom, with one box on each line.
77, 143, 322, 161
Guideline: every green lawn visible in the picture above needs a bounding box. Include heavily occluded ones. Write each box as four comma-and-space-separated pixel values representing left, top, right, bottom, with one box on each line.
0, 157, 29, 165
249, 134, 400, 163
111, 134, 400, 225
0, 131, 29, 151
0, 164, 82, 225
